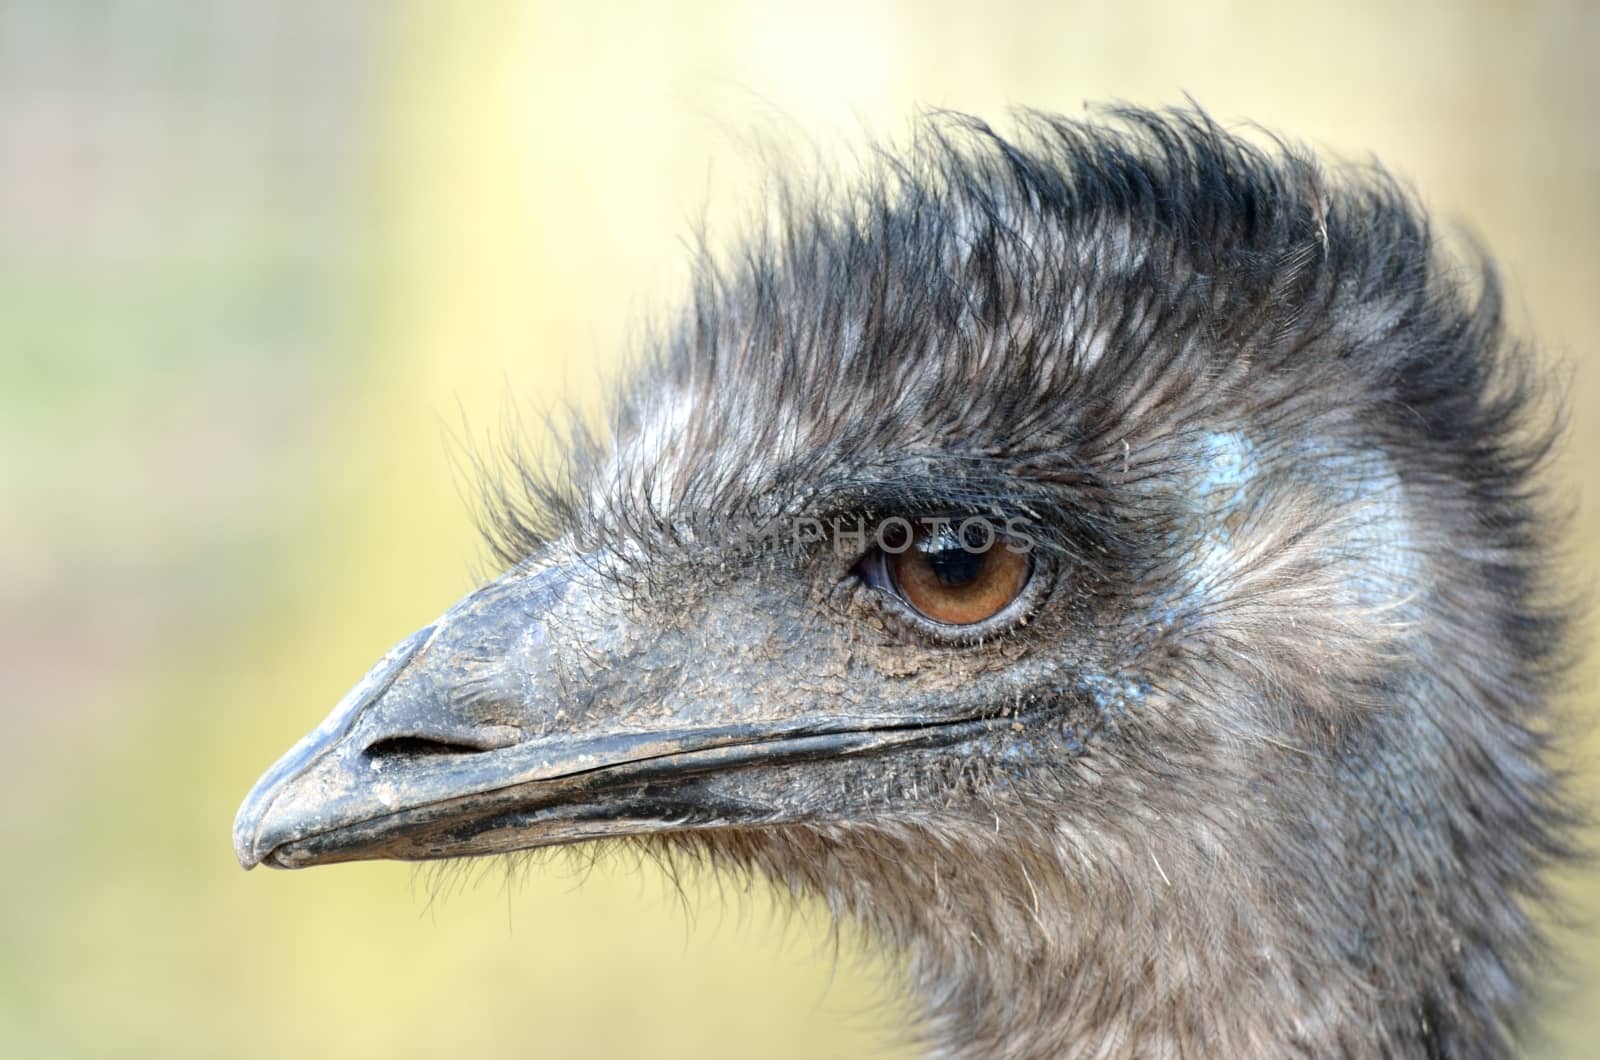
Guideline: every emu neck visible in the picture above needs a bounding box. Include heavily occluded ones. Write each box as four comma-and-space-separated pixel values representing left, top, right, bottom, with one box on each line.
742, 689, 1547, 1059
867, 822, 1350, 1058
885, 810, 1491, 1057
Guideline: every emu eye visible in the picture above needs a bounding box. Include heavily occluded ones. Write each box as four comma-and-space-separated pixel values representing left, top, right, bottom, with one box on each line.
878, 521, 1032, 626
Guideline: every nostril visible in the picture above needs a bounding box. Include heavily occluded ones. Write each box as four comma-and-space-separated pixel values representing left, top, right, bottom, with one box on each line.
360, 723, 524, 762
364, 736, 493, 760
363, 730, 518, 765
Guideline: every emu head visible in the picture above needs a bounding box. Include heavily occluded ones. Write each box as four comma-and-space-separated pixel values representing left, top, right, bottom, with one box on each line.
234, 109, 1569, 1057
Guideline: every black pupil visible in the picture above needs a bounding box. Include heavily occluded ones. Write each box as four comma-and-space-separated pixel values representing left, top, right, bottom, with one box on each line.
922, 531, 985, 588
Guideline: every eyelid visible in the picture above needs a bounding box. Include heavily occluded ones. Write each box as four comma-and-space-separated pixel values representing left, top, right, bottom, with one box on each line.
855, 548, 893, 592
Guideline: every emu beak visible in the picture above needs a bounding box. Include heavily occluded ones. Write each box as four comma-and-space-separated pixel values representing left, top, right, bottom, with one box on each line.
233, 562, 983, 870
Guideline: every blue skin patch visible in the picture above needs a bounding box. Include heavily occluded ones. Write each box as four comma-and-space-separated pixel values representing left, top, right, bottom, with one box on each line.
1310, 448, 1417, 607
997, 670, 1149, 778
1162, 430, 1417, 617
1065, 673, 1151, 754
1076, 672, 1152, 741
1076, 671, 1150, 716
1193, 430, 1255, 502
1183, 430, 1260, 599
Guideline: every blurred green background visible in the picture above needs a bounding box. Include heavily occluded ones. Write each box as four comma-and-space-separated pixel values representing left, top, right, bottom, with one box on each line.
2, 2, 1596, 1057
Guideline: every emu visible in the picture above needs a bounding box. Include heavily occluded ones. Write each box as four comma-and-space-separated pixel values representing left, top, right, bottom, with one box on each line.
234, 108, 1572, 1058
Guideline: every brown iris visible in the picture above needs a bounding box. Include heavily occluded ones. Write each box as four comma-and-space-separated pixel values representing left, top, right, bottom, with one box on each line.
887, 522, 1032, 625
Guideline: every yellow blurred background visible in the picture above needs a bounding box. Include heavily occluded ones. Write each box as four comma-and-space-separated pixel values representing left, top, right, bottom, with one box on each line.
2, 2, 1596, 1057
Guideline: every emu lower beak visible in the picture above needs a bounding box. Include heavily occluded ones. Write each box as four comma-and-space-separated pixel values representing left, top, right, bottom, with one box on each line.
232, 563, 982, 870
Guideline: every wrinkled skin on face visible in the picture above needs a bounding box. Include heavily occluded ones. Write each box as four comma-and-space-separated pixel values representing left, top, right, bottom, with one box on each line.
235, 108, 1571, 1059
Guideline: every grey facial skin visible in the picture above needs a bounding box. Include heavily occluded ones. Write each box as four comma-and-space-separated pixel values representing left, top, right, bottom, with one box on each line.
234, 108, 1573, 1059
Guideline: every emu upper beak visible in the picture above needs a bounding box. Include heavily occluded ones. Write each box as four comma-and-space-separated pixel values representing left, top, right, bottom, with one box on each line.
232, 561, 985, 870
